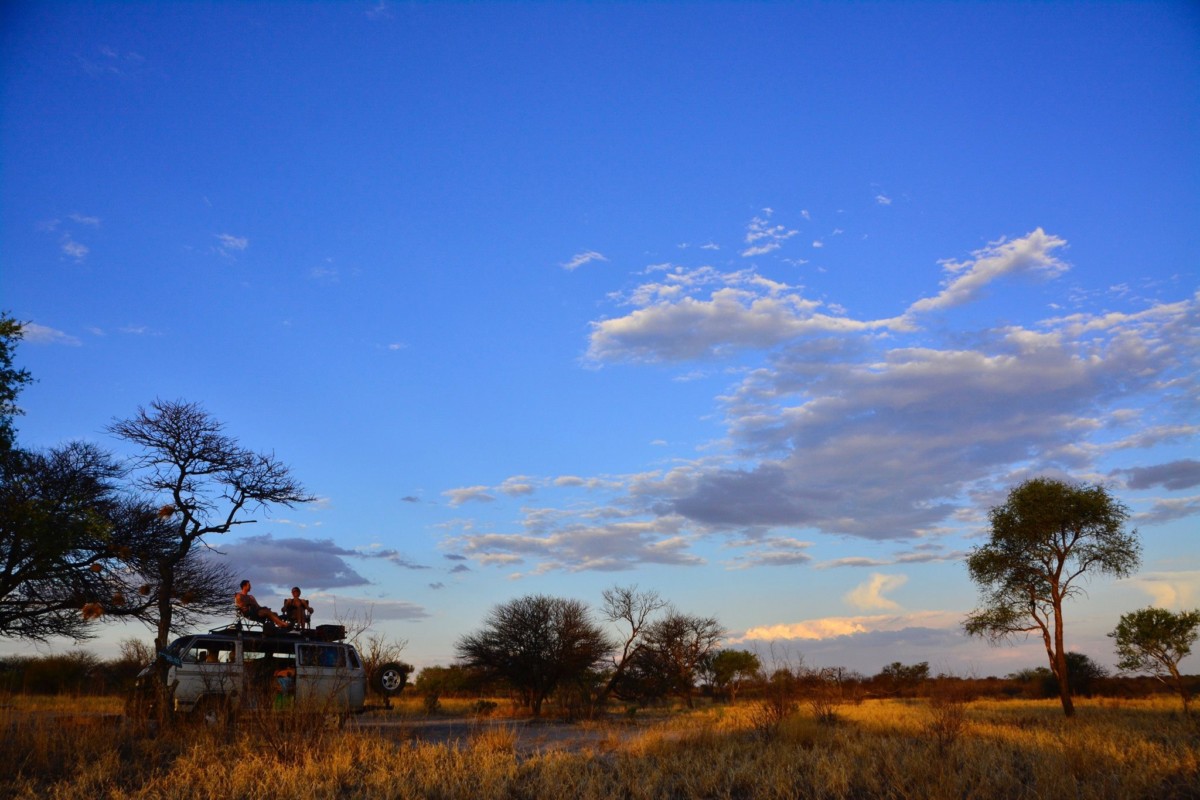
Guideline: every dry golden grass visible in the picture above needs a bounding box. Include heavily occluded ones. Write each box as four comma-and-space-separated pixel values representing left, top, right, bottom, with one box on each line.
2, 696, 1197, 799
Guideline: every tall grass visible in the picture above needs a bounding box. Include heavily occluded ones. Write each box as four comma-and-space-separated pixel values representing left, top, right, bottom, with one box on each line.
3, 696, 1197, 799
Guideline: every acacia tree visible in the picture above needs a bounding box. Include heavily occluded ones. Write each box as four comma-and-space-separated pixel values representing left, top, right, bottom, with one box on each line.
1, 442, 126, 640
708, 649, 761, 702
108, 399, 312, 653
1110, 607, 1200, 716
617, 610, 724, 707
598, 584, 668, 703
964, 477, 1140, 717
455, 594, 611, 716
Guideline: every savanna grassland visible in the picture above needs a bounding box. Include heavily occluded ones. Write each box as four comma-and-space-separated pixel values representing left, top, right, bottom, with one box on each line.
3, 694, 1198, 800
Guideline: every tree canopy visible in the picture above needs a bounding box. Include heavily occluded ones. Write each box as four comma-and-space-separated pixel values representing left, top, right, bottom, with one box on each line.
964, 477, 1139, 716
455, 594, 611, 716
0, 314, 33, 454
1110, 606, 1199, 716
108, 399, 313, 650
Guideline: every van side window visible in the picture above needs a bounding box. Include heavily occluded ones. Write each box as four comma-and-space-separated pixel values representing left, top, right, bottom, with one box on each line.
245, 640, 297, 667
299, 644, 346, 668
184, 639, 234, 664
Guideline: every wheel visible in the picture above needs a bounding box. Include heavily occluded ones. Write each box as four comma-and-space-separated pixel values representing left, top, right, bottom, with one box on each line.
371, 662, 409, 696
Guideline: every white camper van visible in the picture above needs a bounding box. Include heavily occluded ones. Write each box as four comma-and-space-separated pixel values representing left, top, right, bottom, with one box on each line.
134, 623, 372, 718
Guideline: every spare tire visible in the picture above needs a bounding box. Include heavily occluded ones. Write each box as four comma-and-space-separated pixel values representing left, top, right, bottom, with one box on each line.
371, 662, 410, 696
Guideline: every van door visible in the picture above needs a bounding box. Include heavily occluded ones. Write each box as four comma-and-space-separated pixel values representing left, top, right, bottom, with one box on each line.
176, 637, 238, 711
296, 643, 356, 710
241, 638, 297, 711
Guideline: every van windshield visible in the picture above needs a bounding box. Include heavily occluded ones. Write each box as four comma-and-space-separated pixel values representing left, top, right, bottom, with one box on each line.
183, 639, 235, 664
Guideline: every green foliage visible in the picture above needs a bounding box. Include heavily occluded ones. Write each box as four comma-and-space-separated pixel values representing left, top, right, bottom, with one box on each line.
1064, 651, 1108, 697
455, 594, 611, 716
1110, 606, 1200, 715
875, 661, 930, 694
613, 611, 724, 706
709, 649, 761, 701
0, 313, 34, 454
964, 477, 1139, 716
1111, 607, 1200, 675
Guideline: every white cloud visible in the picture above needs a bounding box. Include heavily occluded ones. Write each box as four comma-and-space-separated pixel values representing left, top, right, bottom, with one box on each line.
905, 228, 1068, 316
561, 251, 608, 271
736, 610, 961, 643
447, 226, 1199, 574
726, 536, 813, 569
61, 237, 89, 261
215, 233, 249, 257
21, 323, 82, 346
843, 573, 908, 610
443, 486, 495, 506
586, 268, 896, 363
500, 476, 536, 497
448, 513, 703, 573
741, 209, 798, 257
68, 213, 101, 226
875, 194, 892, 205
1126, 571, 1200, 609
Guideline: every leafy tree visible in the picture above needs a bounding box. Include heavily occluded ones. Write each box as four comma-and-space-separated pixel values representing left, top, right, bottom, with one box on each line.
1, 442, 125, 640
616, 610, 724, 707
709, 649, 761, 702
0, 441, 234, 641
875, 661, 930, 695
1110, 606, 1200, 716
455, 594, 611, 716
0, 313, 34, 454
1064, 651, 1108, 697
598, 584, 667, 702
964, 477, 1140, 716
108, 399, 312, 653
0, 325, 231, 643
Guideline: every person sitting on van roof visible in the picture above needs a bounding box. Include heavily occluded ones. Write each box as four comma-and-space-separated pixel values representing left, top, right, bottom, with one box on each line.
235, 580, 289, 628
281, 586, 313, 629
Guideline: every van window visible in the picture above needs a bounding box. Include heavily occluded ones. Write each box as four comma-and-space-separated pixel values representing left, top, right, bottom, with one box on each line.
299, 644, 347, 668
244, 639, 297, 667
184, 639, 235, 664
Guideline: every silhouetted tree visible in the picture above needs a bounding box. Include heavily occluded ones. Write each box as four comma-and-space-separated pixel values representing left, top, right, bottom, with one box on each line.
108, 399, 312, 653
616, 610, 724, 707
455, 594, 611, 716
0, 313, 33, 455
1064, 651, 1108, 697
1111, 606, 1200, 716
964, 477, 1140, 717
0, 443, 231, 641
598, 584, 668, 702
875, 661, 930, 695
0, 325, 232, 643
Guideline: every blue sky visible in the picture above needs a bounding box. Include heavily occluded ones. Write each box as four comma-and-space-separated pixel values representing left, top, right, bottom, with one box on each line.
2, 1, 1198, 678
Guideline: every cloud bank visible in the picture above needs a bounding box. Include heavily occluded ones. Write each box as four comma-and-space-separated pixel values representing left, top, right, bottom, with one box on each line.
441, 228, 1198, 575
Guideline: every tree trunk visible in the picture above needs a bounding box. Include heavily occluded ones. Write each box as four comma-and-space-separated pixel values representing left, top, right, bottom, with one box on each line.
1051, 603, 1074, 717
154, 566, 177, 725
1169, 664, 1191, 718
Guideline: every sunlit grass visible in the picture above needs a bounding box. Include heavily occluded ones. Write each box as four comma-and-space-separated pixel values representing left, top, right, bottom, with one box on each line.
3, 696, 1197, 799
